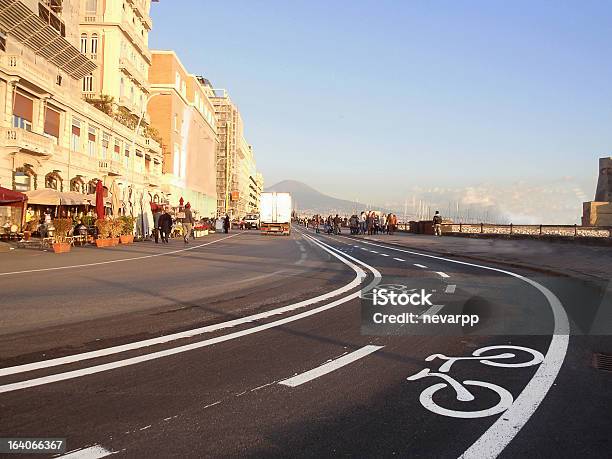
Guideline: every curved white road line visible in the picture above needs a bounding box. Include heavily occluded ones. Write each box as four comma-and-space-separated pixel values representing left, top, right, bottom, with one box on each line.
0, 233, 242, 277
0, 233, 381, 393
0, 235, 364, 377
342, 236, 569, 459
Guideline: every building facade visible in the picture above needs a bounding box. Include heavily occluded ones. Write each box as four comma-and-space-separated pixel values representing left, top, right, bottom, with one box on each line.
0, 0, 163, 228
148, 51, 217, 217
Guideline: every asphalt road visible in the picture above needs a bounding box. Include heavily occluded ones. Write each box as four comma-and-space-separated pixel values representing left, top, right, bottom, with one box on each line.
0, 228, 610, 458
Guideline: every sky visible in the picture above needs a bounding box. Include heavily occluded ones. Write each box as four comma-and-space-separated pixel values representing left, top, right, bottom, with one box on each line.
149, 0, 612, 223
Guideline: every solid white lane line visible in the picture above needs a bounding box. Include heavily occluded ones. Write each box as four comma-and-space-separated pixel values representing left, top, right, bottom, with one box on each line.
0, 233, 380, 394
445, 284, 456, 294
279, 345, 384, 387
435, 271, 450, 278
0, 233, 241, 277
59, 445, 112, 458
341, 237, 570, 459
393, 257, 405, 262
414, 264, 427, 269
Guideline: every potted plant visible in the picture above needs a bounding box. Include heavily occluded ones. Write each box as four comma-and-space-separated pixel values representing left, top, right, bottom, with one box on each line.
109, 218, 123, 246
94, 219, 111, 247
119, 216, 136, 244
52, 218, 72, 253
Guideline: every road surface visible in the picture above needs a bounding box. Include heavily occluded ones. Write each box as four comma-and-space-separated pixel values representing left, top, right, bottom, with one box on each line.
0, 229, 610, 458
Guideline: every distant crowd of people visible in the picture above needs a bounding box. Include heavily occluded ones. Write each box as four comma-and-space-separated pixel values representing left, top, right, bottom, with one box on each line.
299, 210, 444, 237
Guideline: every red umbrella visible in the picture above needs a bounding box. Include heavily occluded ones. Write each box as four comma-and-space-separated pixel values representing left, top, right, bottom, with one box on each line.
179, 196, 184, 207
95, 180, 105, 219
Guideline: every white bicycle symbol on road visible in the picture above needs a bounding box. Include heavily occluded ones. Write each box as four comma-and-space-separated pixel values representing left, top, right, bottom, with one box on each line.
407, 345, 544, 419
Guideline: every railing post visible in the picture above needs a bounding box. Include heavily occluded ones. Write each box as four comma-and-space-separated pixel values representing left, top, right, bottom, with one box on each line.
539, 224, 542, 235
574, 224, 578, 236
459, 223, 462, 233
481, 222, 484, 233
510, 223, 513, 234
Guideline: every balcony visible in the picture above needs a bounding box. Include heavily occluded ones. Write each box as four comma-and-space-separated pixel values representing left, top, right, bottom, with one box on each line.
120, 18, 151, 62
1, 54, 65, 94
118, 56, 149, 91
98, 160, 122, 176
2, 128, 55, 157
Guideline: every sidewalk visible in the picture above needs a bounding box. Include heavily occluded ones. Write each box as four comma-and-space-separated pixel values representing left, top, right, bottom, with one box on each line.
353, 232, 612, 282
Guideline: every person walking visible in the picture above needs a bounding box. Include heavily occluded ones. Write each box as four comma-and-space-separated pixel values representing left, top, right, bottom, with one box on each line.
152, 206, 161, 243
223, 214, 230, 234
182, 202, 195, 244
433, 211, 443, 236
333, 214, 340, 235
158, 208, 173, 243
360, 211, 366, 235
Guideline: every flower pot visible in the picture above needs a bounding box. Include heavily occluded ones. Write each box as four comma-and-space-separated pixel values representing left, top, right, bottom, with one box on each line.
110, 238, 120, 246
95, 238, 111, 247
52, 242, 71, 254
120, 235, 134, 244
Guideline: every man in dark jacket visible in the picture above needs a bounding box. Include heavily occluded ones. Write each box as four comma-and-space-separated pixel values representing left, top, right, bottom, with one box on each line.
159, 208, 173, 243
433, 211, 443, 236
152, 206, 161, 243
223, 214, 230, 234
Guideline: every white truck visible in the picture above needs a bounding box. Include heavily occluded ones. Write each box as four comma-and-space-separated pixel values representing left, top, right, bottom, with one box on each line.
260, 192, 292, 235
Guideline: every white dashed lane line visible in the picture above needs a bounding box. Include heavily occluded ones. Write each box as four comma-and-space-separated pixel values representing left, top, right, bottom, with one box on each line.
445, 284, 456, 294
435, 271, 450, 278
414, 264, 427, 269
370, 250, 378, 253
393, 257, 405, 262
380, 254, 389, 257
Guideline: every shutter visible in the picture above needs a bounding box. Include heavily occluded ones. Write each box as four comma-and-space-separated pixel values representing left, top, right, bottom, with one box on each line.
44, 107, 60, 137
72, 124, 80, 136
114, 144, 120, 153
88, 132, 96, 141
13, 92, 33, 122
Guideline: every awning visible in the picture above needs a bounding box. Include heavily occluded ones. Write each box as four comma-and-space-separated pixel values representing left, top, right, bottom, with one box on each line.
0, 186, 27, 205
25, 189, 92, 206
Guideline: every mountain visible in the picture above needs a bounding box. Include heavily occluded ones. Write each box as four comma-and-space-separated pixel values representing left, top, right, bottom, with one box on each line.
264, 180, 365, 215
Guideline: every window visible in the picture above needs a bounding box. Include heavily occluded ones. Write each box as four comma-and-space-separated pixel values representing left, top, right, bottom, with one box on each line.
102, 133, 110, 159
44, 106, 60, 140
70, 177, 86, 194
88, 127, 97, 157
12, 92, 33, 131
71, 119, 81, 152
85, 0, 97, 13
114, 140, 121, 161
82, 73, 93, 92
0, 31, 6, 52
130, 85, 134, 103
124, 146, 130, 168
80, 34, 87, 53
14, 166, 36, 192
90, 34, 98, 55
45, 172, 62, 191
120, 77, 125, 97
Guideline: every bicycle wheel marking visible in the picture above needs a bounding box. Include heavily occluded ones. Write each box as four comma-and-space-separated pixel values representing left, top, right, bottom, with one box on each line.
407, 345, 544, 419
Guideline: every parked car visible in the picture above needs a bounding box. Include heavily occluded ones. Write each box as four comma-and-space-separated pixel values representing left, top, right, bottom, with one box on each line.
244, 213, 260, 229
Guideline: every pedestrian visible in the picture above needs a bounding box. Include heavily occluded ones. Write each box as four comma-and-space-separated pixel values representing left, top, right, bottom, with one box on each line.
333, 214, 340, 235
152, 206, 161, 243
433, 211, 443, 236
182, 202, 195, 244
360, 211, 366, 234
158, 208, 173, 243
223, 214, 230, 234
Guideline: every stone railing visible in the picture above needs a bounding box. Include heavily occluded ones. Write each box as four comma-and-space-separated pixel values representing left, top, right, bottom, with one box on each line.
398, 221, 612, 239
